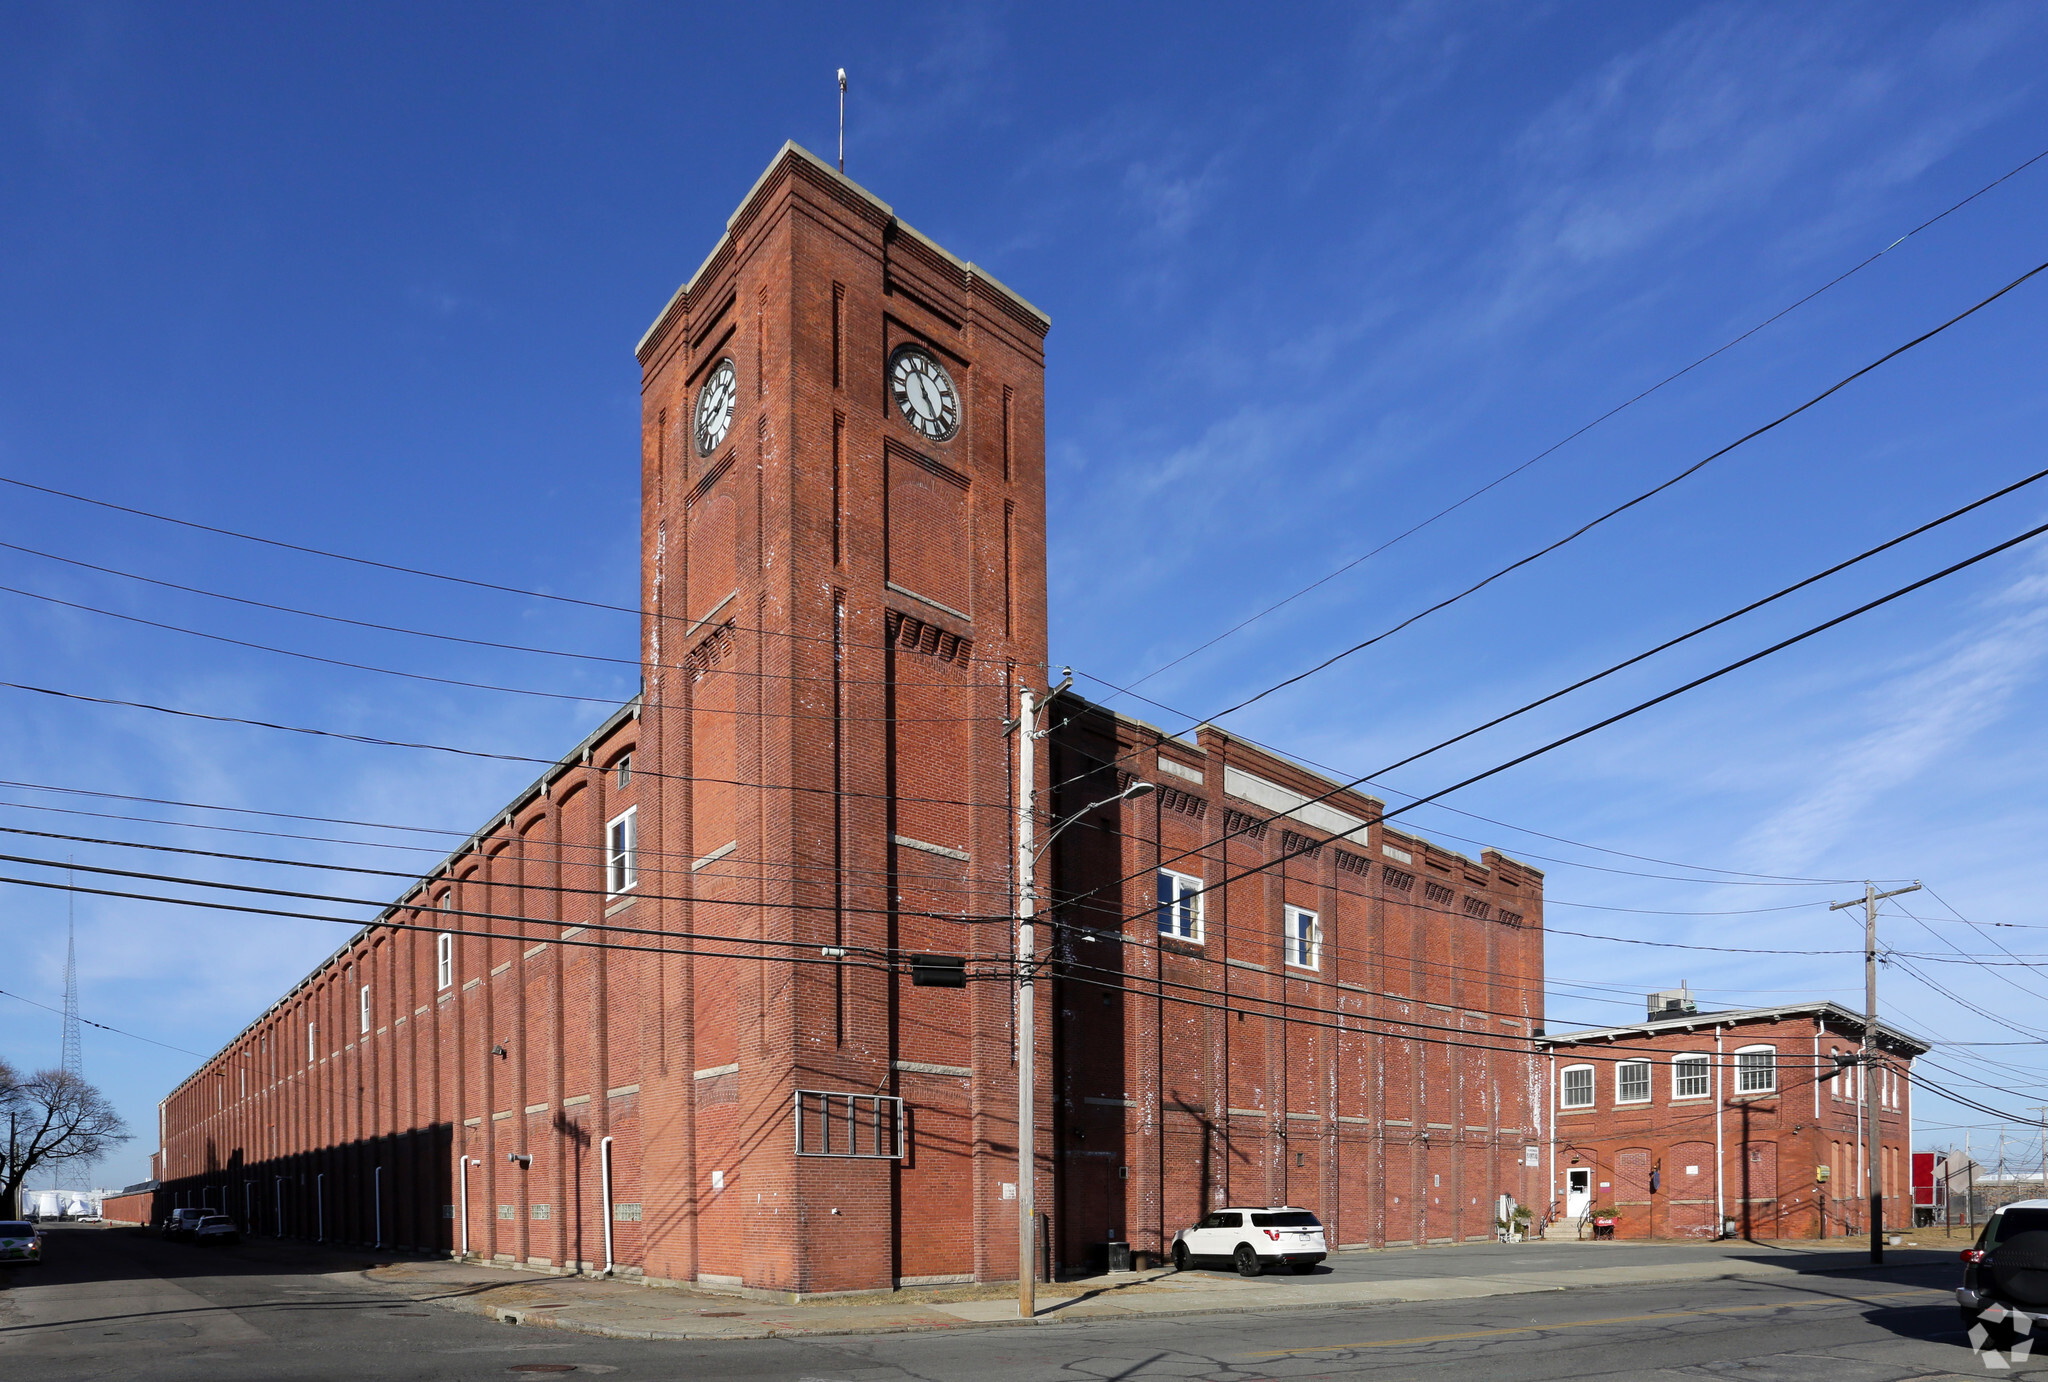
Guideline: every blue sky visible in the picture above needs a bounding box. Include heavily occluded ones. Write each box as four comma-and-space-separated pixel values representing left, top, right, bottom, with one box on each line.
4, 1, 2046, 1191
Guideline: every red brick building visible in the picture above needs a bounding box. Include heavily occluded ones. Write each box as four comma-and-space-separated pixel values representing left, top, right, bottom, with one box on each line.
151, 142, 1547, 1292
1537, 997, 1926, 1240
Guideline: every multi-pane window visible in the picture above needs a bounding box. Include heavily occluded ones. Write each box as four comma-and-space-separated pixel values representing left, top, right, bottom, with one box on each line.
1561, 1065, 1595, 1109
1616, 1059, 1651, 1103
1284, 905, 1320, 970
1157, 870, 1203, 942
306, 1020, 316, 1064
358, 984, 371, 1035
607, 807, 639, 895
1673, 1053, 1709, 1098
1735, 1045, 1776, 1094
436, 933, 454, 991
616, 754, 632, 789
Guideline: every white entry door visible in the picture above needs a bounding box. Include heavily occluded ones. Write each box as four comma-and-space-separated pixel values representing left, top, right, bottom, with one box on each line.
1566, 1168, 1591, 1219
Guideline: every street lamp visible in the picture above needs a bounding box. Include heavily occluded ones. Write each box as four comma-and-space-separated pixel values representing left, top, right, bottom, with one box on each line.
1014, 674, 1153, 1319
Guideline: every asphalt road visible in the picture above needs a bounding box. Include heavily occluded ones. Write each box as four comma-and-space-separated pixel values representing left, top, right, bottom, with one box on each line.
1175, 1233, 1934, 1287
0, 1225, 2014, 1381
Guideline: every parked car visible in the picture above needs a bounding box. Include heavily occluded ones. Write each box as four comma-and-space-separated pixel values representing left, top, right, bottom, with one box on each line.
1171, 1206, 1327, 1276
0, 1221, 41, 1265
192, 1215, 241, 1247
1960, 1199, 2048, 1349
163, 1207, 213, 1240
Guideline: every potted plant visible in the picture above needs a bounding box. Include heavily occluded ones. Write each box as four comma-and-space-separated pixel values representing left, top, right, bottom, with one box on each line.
1497, 1206, 1534, 1242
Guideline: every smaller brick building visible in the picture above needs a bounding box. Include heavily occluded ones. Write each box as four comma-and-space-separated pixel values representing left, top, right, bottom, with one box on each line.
1537, 997, 1926, 1240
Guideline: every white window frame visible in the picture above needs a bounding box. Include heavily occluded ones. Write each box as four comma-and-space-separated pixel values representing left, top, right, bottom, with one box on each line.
436, 933, 454, 991
1560, 1063, 1595, 1109
307, 1020, 316, 1064
358, 984, 371, 1035
1672, 1053, 1709, 1099
1284, 904, 1321, 971
607, 806, 639, 896
616, 753, 632, 789
1157, 869, 1204, 942
1735, 1043, 1777, 1094
1615, 1059, 1652, 1104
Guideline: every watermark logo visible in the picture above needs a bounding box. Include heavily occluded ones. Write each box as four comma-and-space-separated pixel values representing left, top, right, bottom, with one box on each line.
1969, 1303, 2037, 1370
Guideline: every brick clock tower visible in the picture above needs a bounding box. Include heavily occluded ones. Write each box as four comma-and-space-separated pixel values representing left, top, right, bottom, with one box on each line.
632, 143, 1050, 1294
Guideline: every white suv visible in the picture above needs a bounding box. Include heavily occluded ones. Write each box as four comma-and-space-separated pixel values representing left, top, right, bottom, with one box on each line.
1172, 1206, 1327, 1276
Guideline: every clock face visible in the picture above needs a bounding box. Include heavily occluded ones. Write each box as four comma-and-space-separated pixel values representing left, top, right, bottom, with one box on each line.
693, 357, 738, 456
888, 344, 960, 442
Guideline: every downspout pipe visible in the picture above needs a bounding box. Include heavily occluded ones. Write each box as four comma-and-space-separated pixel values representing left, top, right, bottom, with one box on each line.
459, 1157, 473, 1258
1714, 1025, 1725, 1236
599, 1135, 616, 1276
1547, 1050, 1557, 1231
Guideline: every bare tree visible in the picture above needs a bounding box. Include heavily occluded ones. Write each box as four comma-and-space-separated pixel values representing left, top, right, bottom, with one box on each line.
2, 1065, 131, 1215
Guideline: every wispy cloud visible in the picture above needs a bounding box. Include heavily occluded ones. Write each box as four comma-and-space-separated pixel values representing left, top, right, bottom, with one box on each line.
1737, 542, 2048, 873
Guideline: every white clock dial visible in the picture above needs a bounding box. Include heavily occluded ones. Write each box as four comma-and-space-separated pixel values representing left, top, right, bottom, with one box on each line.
693, 357, 738, 456
888, 344, 960, 442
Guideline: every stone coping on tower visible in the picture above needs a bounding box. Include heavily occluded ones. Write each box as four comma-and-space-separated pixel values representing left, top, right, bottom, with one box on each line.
635, 139, 1049, 363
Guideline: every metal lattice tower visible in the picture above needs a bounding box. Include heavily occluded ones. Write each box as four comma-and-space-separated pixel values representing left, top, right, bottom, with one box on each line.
61, 879, 82, 1079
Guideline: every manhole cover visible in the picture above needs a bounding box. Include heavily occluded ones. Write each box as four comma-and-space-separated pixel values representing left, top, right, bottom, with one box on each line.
508, 1367, 577, 1375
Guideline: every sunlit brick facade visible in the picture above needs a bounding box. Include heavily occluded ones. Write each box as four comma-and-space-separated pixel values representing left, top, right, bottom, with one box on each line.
154, 142, 1549, 1293
1539, 1002, 1926, 1240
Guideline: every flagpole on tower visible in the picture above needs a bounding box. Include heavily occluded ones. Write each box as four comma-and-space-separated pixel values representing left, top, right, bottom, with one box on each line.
838, 68, 848, 173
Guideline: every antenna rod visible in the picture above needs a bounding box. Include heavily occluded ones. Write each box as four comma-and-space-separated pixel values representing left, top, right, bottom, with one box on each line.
838, 68, 848, 173
62, 857, 81, 1080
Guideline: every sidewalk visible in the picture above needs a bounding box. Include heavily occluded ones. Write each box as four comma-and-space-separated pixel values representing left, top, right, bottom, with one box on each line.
356, 1238, 1958, 1342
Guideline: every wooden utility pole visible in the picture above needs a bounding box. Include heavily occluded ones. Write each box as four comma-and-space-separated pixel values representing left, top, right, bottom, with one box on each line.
1829, 880, 1919, 1265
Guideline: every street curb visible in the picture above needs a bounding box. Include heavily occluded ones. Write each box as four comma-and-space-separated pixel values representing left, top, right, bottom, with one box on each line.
384, 1257, 1943, 1343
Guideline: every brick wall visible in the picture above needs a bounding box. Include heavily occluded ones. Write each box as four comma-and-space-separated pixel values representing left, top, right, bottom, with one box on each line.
1048, 705, 1548, 1263
152, 142, 1553, 1293
1544, 1011, 1917, 1239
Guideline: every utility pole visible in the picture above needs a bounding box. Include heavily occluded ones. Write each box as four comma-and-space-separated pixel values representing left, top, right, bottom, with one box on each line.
2035, 1107, 2048, 1202
1009, 670, 1145, 1319
1830, 880, 1919, 1265
1965, 1132, 1975, 1231
1014, 680, 1043, 1320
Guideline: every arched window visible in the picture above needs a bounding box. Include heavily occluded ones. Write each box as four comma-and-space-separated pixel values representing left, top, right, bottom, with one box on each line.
1560, 1064, 1595, 1109
1734, 1044, 1776, 1094
1672, 1053, 1709, 1099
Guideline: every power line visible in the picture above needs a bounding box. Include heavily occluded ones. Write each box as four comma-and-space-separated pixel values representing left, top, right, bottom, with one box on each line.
1174, 255, 2048, 729
0, 485, 1031, 673
0, 582, 1014, 716
1103, 141, 2048, 702
0, 843, 1904, 1064
0, 558, 1006, 694
0, 682, 1018, 814
0, 986, 205, 1058
1047, 260, 2048, 884
1056, 499, 2048, 929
